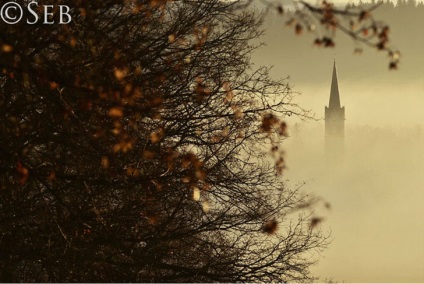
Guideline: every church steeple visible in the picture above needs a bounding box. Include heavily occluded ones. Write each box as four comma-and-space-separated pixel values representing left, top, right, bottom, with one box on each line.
325, 61, 345, 160
329, 60, 341, 109
325, 60, 345, 152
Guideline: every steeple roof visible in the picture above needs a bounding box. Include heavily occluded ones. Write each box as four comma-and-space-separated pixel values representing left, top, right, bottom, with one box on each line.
329, 60, 341, 109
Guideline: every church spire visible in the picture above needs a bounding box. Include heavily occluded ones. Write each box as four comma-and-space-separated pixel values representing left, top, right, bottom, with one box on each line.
329, 60, 341, 109
325, 60, 345, 161
325, 60, 345, 137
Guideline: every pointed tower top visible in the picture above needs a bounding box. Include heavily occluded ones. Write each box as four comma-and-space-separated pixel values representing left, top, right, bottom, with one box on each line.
328, 60, 341, 109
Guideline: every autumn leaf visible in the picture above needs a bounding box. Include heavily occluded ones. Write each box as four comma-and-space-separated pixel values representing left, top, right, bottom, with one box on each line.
262, 219, 278, 234
1, 44, 13, 53
310, 217, 324, 229
376, 41, 386, 50
378, 26, 389, 42
113, 138, 134, 153
202, 201, 210, 213
389, 50, 400, 61
182, 176, 191, 183
362, 28, 369, 36
358, 10, 369, 22
277, 5, 284, 14
114, 68, 128, 80
143, 150, 155, 159
389, 61, 398, 70
168, 34, 176, 43
101, 156, 110, 169
150, 128, 165, 143
47, 171, 56, 181
323, 37, 335, 47
278, 122, 288, 136
195, 169, 207, 180
295, 23, 303, 35
314, 38, 322, 46
126, 167, 140, 177
16, 161, 29, 185
108, 107, 123, 118
260, 114, 278, 133
70, 37, 77, 47
49, 82, 59, 90
148, 97, 164, 108
147, 215, 158, 225
192, 187, 200, 201
194, 82, 211, 103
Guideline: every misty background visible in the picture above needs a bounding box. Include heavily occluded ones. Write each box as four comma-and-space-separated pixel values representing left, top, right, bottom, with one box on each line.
252, 1, 424, 282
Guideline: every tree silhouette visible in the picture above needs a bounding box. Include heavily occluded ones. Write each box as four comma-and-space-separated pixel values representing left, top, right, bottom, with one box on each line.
0, 0, 401, 281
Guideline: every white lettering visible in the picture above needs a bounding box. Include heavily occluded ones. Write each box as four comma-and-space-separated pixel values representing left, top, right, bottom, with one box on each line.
59, 5, 71, 24
0, 3, 72, 25
0, 2, 23, 24
43, 5, 54, 24
26, 2, 39, 24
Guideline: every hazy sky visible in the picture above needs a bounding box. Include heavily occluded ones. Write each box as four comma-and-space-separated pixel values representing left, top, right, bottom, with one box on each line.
252, 5, 424, 282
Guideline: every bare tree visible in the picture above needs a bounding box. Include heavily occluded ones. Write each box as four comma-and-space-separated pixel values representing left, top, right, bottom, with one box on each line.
3, 0, 403, 282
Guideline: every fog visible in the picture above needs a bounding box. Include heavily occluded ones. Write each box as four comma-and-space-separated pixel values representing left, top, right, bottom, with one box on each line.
284, 122, 424, 282
252, 3, 424, 282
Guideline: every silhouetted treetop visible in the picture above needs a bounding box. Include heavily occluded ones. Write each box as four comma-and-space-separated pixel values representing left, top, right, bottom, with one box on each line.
0, 0, 328, 282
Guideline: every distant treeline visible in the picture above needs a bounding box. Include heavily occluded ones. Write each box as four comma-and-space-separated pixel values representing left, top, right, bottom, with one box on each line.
347, 0, 424, 10
348, 0, 424, 33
